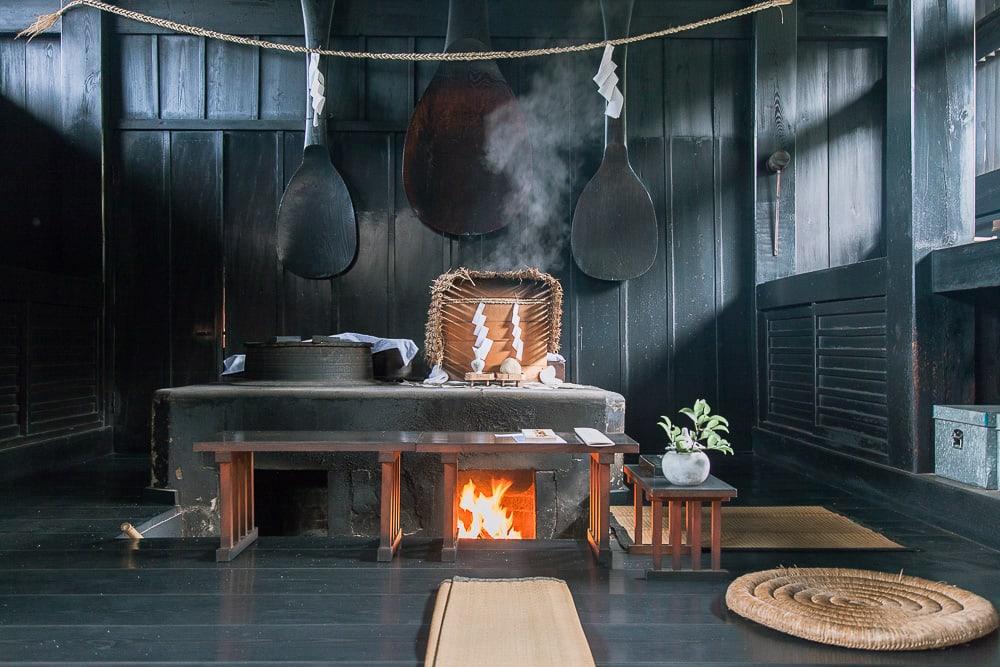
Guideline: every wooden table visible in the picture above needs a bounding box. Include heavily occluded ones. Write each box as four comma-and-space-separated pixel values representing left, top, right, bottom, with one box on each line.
194, 432, 419, 562
623, 461, 737, 572
194, 431, 638, 564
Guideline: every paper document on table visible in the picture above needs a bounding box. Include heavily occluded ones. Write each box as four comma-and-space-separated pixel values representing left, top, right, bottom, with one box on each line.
574, 427, 614, 447
521, 429, 566, 444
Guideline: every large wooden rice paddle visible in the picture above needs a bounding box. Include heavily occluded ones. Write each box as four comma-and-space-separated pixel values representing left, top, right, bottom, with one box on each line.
402, 0, 528, 236
276, 0, 357, 279
571, 0, 657, 281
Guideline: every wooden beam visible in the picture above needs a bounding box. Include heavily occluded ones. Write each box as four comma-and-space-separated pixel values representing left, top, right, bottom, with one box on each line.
976, 7, 1000, 62
95, 0, 750, 39
61, 4, 106, 277
799, 10, 887, 39
116, 118, 408, 133
0, 1, 60, 33
756, 258, 886, 309
975, 168, 1000, 222
884, 0, 975, 472
753, 1, 796, 285
931, 241, 1000, 294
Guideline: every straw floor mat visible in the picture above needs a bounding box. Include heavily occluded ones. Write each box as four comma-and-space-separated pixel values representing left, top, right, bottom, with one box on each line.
611, 505, 904, 551
727, 567, 1000, 650
425, 577, 594, 667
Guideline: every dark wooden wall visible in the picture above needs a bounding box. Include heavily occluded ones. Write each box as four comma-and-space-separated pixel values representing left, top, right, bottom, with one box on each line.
976, 1, 1000, 407
795, 37, 885, 274
103, 1, 757, 454
0, 1, 913, 469
0, 24, 106, 464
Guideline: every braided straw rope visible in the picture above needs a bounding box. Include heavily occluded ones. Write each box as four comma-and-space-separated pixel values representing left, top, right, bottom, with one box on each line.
726, 567, 1000, 651
19, 0, 792, 61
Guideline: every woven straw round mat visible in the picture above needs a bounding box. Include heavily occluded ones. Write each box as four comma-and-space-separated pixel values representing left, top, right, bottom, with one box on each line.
726, 567, 999, 651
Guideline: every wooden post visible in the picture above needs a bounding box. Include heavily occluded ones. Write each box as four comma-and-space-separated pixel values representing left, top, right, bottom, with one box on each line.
217, 452, 233, 555
587, 452, 613, 565
440, 453, 458, 562
753, 0, 797, 285
378, 451, 402, 562
632, 476, 643, 547
651, 499, 663, 571
215, 451, 258, 562
688, 501, 702, 570
711, 500, 722, 571
669, 500, 682, 570
885, 0, 976, 471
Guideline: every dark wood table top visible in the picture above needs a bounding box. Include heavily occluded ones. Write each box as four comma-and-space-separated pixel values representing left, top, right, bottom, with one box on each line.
194, 430, 640, 455
624, 460, 738, 500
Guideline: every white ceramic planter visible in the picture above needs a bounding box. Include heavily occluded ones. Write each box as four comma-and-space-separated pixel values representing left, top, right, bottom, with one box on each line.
661, 450, 710, 486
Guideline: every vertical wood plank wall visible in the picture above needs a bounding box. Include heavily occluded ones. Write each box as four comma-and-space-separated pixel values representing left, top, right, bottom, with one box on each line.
0, 3, 898, 459
106, 22, 757, 453
794, 38, 886, 274
975, 0, 1000, 406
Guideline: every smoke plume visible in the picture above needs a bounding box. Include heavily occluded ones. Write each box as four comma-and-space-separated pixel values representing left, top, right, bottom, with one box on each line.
482, 31, 604, 272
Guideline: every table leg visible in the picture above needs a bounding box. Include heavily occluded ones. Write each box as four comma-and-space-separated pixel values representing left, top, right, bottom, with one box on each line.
378, 451, 402, 562
441, 453, 458, 563
632, 476, 643, 548
669, 500, 682, 570
651, 499, 663, 570
688, 500, 702, 571
711, 500, 722, 570
586, 452, 613, 566
216, 451, 258, 562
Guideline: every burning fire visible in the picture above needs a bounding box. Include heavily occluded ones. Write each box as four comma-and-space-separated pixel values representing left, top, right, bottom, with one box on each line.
457, 478, 523, 540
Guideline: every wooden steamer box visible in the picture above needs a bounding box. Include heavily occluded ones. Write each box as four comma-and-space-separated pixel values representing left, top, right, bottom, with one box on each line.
426, 269, 563, 382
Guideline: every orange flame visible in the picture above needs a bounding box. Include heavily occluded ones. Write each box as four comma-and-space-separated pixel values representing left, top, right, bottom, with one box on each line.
456, 478, 523, 540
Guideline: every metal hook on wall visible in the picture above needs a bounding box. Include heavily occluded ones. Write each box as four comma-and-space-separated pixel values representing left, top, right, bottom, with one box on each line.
766, 150, 791, 256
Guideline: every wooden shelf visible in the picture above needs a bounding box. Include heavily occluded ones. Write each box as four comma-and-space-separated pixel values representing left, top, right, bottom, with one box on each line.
931, 240, 1000, 294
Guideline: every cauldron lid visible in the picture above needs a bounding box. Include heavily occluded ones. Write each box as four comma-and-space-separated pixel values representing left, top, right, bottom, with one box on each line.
245, 339, 372, 349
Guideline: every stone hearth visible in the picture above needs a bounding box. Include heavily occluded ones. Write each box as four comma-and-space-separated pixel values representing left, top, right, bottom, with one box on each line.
151, 383, 626, 539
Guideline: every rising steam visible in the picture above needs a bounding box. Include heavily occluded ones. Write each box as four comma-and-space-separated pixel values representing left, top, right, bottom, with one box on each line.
482, 33, 604, 272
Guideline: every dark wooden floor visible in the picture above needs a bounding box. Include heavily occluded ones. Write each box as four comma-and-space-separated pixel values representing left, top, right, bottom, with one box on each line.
0, 454, 998, 665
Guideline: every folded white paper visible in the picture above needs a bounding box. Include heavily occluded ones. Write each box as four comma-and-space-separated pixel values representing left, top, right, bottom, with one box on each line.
593, 44, 617, 84
424, 364, 448, 385
474, 327, 489, 349
597, 71, 618, 100
593, 44, 624, 119
473, 338, 494, 360
539, 365, 563, 387
606, 88, 624, 119
308, 53, 326, 128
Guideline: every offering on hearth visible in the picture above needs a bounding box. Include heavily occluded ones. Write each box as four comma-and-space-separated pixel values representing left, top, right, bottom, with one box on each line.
425, 268, 563, 381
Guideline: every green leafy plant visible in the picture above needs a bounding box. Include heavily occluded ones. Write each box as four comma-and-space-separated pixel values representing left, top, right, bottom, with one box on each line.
657, 399, 734, 455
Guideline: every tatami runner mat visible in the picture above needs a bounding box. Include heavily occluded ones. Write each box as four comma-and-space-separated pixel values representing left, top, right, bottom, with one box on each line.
610, 505, 904, 551
425, 577, 595, 667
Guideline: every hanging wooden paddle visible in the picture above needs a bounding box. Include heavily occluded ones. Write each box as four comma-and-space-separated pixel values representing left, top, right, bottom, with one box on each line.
276, 0, 357, 279
571, 0, 657, 281
402, 0, 528, 236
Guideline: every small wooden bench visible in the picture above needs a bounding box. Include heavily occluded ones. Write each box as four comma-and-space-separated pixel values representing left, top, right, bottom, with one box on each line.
623, 462, 737, 572
194, 430, 639, 563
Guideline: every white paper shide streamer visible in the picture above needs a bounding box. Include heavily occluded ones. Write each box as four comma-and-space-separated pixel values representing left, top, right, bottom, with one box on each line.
593, 44, 623, 119
309, 52, 326, 127
470, 302, 493, 373
510, 303, 523, 361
